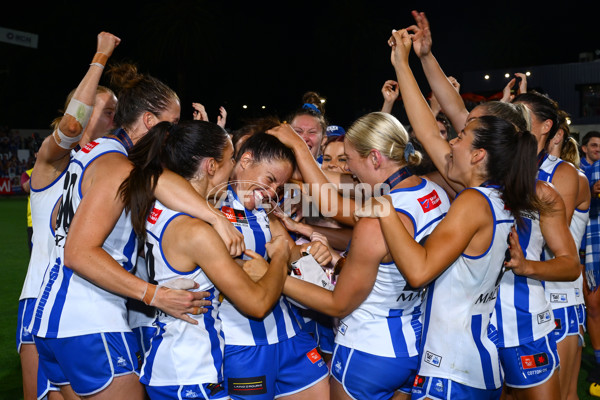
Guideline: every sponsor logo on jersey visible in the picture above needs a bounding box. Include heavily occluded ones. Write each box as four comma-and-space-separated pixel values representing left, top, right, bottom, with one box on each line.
147, 207, 162, 224
424, 351, 442, 367
520, 352, 549, 369
474, 286, 499, 305
550, 293, 568, 303
228, 376, 267, 395
221, 206, 249, 226
81, 141, 99, 153
414, 375, 426, 388
537, 311, 551, 324
417, 190, 441, 213
306, 348, 322, 364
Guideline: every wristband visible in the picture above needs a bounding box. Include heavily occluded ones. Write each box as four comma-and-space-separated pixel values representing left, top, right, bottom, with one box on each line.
92, 52, 109, 66
65, 98, 93, 131
142, 283, 157, 306
53, 128, 82, 150
90, 62, 104, 69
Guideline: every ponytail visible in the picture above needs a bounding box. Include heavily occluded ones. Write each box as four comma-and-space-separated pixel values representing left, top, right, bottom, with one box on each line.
118, 121, 171, 238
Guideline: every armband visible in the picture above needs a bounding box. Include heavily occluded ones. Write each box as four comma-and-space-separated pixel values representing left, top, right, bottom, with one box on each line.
65, 98, 93, 131
53, 128, 82, 150
92, 52, 109, 67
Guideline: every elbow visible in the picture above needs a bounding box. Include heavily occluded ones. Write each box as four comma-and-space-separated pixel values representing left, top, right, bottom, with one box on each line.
405, 275, 429, 290
567, 257, 582, 282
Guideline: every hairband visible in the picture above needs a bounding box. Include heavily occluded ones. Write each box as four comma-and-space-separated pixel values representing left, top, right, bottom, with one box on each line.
302, 103, 321, 115
404, 141, 415, 161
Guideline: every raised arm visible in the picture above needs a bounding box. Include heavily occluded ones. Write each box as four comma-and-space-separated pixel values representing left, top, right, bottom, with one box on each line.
381, 80, 399, 114
409, 11, 469, 133
33, 32, 120, 188
390, 28, 464, 193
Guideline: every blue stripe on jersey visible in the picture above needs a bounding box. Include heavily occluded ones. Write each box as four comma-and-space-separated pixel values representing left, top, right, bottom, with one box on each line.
388, 309, 408, 357
494, 288, 505, 346
248, 316, 268, 343
247, 212, 267, 258
471, 314, 495, 390
31, 260, 58, 334
281, 297, 302, 333
271, 301, 289, 342
517, 218, 533, 258
141, 319, 166, 384
48, 266, 73, 335
515, 274, 532, 341
204, 288, 224, 382
122, 229, 138, 273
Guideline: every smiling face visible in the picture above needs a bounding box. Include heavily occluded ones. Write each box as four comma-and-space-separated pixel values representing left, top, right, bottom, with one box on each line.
344, 139, 371, 184
584, 137, 600, 164
232, 153, 293, 210
321, 141, 349, 173
291, 114, 323, 159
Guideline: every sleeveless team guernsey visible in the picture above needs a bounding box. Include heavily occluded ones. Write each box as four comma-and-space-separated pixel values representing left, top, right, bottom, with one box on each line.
19, 166, 68, 300
335, 178, 449, 357
140, 200, 224, 386
418, 186, 513, 390
570, 207, 589, 306
492, 209, 554, 348
218, 185, 301, 346
30, 137, 138, 338
538, 153, 580, 309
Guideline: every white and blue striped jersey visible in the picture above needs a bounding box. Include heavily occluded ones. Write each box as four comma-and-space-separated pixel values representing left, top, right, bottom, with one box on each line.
571, 207, 589, 305
19, 167, 68, 300
29, 137, 138, 338
418, 186, 513, 390
538, 154, 581, 308
335, 178, 449, 357
492, 211, 554, 348
218, 185, 302, 346
140, 200, 224, 386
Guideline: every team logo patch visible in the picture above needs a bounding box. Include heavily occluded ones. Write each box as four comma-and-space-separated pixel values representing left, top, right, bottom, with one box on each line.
221, 206, 249, 226
550, 293, 568, 303
520, 352, 549, 369
81, 140, 99, 153
424, 351, 442, 367
417, 190, 441, 213
537, 311, 551, 324
337, 321, 348, 335
228, 376, 267, 395
147, 207, 162, 224
414, 375, 426, 388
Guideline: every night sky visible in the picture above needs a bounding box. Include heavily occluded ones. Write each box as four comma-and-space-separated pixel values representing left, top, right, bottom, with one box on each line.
1, 1, 598, 131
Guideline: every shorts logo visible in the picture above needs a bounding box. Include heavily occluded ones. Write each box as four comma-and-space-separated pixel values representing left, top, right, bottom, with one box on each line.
537, 311, 551, 324
555, 318, 562, 331
520, 353, 549, 369
221, 206, 249, 226
337, 321, 348, 335
550, 293, 568, 303
147, 207, 162, 224
414, 375, 426, 388
117, 356, 127, 367
228, 376, 267, 395
434, 379, 444, 393
417, 190, 441, 213
307, 348, 322, 364
424, 351, 442, 367
335, 361, 342, 374
185, 390, 199, 398
81, 141, 99, 153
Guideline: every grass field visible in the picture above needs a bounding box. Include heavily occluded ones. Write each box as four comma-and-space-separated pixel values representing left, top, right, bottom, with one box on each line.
0, 195, 599, 399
